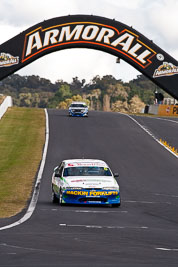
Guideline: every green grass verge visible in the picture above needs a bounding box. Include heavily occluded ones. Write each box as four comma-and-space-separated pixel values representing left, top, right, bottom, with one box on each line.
0, 107, 45, 218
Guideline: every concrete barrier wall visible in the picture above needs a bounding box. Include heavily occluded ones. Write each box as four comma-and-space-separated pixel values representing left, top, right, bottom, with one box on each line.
0, 96, 13, 119
148, 104, 159, 115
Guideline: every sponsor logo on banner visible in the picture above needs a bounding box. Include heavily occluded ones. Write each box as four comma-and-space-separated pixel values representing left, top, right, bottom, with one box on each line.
158, 105, 178, 116
153, 62, 178, 78
173, 106, 178, 115
0, 53, 19, 67
166, 106, 170, 114
22, 22, 156, 68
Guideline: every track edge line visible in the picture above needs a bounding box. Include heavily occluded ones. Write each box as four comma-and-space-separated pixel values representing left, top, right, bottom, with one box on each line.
118, 112, 178, 159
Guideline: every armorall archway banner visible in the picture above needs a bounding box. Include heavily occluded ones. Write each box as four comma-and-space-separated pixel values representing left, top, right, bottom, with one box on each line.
0, 15, 178, 99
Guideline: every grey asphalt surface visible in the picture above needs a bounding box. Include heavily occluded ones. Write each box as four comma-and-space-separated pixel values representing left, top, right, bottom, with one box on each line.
0, 110, 178, 267
131, 115, 178, 148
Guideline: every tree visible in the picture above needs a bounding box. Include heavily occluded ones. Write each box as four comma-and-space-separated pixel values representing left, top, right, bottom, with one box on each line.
129, 95, 145, 113
19, 93, 32, 107
48, 84, 71, 108
56, 84, 72, 100
70, 76, 85, 94
111, 100, 129, 113
57, 95, 90, 109
128, 74, 159, 104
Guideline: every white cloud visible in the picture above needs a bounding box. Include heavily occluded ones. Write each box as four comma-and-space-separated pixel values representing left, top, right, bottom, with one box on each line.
0, 0, 78, 26
0, 23, 24, 44
149, 1, 178, 47
105, 0, 144, 9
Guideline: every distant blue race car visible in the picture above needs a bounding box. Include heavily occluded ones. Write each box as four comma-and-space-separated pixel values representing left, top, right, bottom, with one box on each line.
68, 102, 88, 117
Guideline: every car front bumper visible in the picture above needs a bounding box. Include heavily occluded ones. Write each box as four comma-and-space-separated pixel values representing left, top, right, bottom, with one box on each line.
69, 110, 88, 117
61, 189, 120, 205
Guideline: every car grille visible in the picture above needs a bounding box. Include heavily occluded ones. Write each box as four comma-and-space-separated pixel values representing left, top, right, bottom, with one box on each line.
73, 109, 82, 113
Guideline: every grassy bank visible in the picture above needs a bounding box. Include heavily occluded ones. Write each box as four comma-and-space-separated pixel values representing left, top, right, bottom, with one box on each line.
0, 107, 45, 218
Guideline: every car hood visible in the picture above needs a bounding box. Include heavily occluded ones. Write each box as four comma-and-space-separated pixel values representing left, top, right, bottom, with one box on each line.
64, 176, 118, 189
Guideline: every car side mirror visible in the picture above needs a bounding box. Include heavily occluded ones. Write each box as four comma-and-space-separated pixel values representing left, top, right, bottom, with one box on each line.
114, 173, 119, 178
54, 166, 58, 171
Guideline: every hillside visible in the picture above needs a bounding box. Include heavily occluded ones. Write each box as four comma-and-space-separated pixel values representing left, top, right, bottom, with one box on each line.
0, 74, 168, 112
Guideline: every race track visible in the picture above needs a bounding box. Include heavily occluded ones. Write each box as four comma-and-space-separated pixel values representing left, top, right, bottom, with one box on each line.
0, 110, 178, 267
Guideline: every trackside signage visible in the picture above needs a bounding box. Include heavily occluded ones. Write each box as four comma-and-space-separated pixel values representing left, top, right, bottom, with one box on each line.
0, 15, 178, 99
22, 22, 156, 68
158, 105, 178, 116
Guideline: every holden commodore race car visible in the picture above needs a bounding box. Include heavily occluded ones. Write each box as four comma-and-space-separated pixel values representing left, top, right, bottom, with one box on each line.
51, 159, 121, 207
68, 102, 88, 117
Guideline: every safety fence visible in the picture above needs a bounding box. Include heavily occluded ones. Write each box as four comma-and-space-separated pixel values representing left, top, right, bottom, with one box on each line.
145, 104, 178, 116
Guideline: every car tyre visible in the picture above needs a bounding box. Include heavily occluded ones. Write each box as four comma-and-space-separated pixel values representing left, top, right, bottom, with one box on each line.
59, 189, 64, 206
112, 198, 121, 207
112, 203, 120, 207
52, 191, 59, 204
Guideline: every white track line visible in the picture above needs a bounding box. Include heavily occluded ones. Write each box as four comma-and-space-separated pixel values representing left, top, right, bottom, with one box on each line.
124, 200, 171, 205
119, 113, 178, 159
74, 210, 128, 213
153, 117, 178, 124
156, 247, 178, 252
0, 109, 49, 231
59, 223, 148, 230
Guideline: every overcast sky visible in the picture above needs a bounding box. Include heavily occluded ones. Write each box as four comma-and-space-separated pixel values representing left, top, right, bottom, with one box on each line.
0, 0, 178, 83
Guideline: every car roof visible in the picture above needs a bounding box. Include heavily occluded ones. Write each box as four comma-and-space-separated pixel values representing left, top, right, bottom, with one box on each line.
63, 159, 109, 168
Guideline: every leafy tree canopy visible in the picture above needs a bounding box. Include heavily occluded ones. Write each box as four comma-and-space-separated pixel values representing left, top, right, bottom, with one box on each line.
0, 73, 169, 111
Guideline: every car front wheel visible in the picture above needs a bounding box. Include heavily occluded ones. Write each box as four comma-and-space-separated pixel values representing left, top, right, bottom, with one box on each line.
59, 189, 64, 206
112, 203, 120, 207
52, 191, 59, 204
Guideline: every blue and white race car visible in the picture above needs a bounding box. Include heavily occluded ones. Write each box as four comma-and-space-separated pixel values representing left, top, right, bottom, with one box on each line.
51, 159, 121, 207
68, 102, 88, 117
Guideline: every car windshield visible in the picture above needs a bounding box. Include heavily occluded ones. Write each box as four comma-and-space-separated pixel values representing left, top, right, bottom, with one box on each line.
70, 104, 86, 108
63, 166, 112, 177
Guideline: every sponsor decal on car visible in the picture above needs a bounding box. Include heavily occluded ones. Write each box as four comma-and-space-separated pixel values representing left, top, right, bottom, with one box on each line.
0, 53, 19, 67
67, 162, 106, 167
66, 190, 119, 196
22, 22, 156, 68
153, 62, 178, 78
